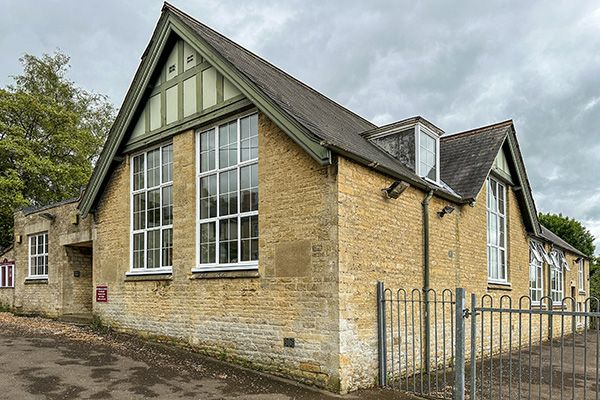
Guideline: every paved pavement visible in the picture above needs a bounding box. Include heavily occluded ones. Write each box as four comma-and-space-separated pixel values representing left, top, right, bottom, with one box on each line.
0, 313, 413, 400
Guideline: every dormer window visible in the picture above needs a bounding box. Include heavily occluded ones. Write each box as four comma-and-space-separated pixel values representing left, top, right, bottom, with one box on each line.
362, 117, 442, 182
417, 127, 439, 182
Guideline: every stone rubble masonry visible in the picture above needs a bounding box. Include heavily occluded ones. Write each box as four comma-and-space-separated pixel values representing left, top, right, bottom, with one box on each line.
12, 201, 93, 317
6, 111, 589, 394
92, 112, 342, 390
335, 156, 589, 392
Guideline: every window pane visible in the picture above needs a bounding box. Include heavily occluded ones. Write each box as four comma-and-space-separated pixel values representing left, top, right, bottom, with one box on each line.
133, 193, 146, 230
199, 175, 217, 219
200, 129, 215, 172
133, 154, 145, 190
219, 169, 238, 216
162, 186, 173, 225
199, 222, 216, 263
147, 230, 160, 269
219, 218, 238, 264
162, 144, 173, 183
30, 236, 36, 255
240, 114, 258, 161
133, 233, 145, 269
147, 149, 160, 188
240, 164, 258, 212
241, 215, 258, 261
219, 121, 237, 168
147, 189, 160, 228
162, 228, 173, 267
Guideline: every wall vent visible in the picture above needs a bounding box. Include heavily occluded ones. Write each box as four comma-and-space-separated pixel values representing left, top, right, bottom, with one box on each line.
186, 54, 194, 63
283, 338, 295, 348
168, 64, 176, 73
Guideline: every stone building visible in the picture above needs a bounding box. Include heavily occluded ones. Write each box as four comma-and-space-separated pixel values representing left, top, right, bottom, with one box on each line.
5, 3, 590, 394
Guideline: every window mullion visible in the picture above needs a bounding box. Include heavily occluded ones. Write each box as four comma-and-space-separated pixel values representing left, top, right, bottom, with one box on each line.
236, 118, 242, 262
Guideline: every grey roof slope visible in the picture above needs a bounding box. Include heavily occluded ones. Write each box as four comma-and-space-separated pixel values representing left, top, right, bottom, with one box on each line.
440, 121, 512, 199
539, 225, 587, 258
164, 3, 438, 193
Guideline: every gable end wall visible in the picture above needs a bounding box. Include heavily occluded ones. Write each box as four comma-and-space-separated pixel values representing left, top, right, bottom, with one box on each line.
92, 112, 342, 390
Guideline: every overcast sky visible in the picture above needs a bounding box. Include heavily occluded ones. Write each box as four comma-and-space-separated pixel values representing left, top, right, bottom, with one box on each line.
2, 0, 600, 251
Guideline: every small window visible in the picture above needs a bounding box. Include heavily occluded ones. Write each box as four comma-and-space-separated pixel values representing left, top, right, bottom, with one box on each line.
130, 143, 173, 273
529, 241, 543, 303
550, 250, 565, 303
0, 264, 14, 288
418, 130, 437, 181
29, 233, 48, 278
578, 259, 585, 291
487, 178, 507, 283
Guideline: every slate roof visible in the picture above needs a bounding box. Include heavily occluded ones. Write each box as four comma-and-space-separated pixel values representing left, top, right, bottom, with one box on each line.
440, 121, 512, 199
539, 225, 587, 258
21, 197, 80, 216
165, 3, 450, 196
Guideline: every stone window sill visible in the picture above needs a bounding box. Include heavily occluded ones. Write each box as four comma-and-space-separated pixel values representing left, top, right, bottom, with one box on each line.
24, 278, 48, 285
487, 281, 512, 291
190, 269, 260, 280
124, 273, 173, 282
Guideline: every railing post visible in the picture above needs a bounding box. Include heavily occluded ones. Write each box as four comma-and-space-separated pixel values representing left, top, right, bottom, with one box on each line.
377, 281, 387, 387
454, 287, 466, 400
470, 293, 477, 400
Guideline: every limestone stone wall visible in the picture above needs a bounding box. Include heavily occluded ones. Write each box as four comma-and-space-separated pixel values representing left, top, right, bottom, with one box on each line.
335, 156, 586, 393
13, 200, 93, 317
92, 112, 342, 390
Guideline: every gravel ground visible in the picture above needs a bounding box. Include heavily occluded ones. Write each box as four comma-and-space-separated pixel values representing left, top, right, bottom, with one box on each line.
0, 312, 418, 400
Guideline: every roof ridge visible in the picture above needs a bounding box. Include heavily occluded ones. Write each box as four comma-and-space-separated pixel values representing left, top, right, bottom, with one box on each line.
163, 2, 376, 129
442, 119, 513, 141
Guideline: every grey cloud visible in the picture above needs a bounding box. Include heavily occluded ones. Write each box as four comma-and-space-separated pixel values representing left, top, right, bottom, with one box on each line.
2, 0, 599, 250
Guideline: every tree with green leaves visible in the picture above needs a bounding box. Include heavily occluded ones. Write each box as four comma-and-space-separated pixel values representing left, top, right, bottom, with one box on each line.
539, 212, 599, 304
538, 212, 596, 258
0, 52, 115, 249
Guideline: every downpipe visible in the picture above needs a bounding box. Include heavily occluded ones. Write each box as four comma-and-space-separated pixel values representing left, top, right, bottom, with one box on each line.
422, 190, 434, 375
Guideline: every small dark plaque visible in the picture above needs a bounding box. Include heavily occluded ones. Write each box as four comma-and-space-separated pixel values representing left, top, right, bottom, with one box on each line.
283, 337, 295, 348
96, 286, 108, 302
74, 271, 81, 277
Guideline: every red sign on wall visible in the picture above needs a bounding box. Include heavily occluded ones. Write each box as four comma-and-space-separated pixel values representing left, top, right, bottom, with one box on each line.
96, 285, 108, 302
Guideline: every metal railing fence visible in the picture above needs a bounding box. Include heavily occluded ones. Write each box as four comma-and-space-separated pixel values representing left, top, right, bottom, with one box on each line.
377, 282, 600, 400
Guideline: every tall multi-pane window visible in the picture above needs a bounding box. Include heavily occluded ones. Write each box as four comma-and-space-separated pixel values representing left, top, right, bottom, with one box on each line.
487, 177, 507, 282
550, 250, 564, 303
578, 259, 585, 292
418, 130, 437, 181
529, 241, 543, 303
29, 232, 48, 278
196, 113, 258, 270
131, 143, 173, 272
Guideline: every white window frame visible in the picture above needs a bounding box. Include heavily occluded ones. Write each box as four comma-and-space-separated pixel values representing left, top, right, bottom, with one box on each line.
550, 250, 564, 304
415, 124, 440, 183
529, 240, 543, 304
129, 142, 173, 275
487, 177, 508, 283
194, 111, 259, 272
28, 232, 48, 279
0, 263, 14, 288
578, 258, 585, 293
